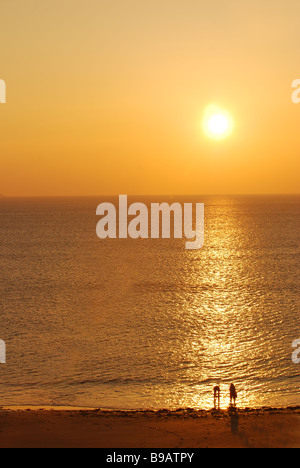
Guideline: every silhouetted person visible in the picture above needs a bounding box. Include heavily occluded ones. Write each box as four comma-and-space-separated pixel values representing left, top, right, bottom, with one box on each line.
214, 385, 220, 409
230, 383, 237, 406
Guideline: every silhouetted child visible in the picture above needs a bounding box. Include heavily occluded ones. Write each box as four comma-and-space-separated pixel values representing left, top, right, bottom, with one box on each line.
214, 385, 220, 409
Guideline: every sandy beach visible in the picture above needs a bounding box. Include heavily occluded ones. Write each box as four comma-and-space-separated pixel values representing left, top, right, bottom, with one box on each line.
0, 406, 299, 448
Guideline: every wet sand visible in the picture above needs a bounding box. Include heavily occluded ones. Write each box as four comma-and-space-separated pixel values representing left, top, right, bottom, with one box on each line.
0, 407, 299, 448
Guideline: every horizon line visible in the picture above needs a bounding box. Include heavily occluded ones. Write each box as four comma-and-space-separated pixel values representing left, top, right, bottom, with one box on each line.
0, 193, 300, 199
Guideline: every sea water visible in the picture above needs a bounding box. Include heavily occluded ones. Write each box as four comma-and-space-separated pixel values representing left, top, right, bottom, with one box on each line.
0, 195, 299, 409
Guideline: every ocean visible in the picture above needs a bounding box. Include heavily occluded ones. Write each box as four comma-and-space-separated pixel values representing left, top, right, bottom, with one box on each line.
0, 195, 299, 410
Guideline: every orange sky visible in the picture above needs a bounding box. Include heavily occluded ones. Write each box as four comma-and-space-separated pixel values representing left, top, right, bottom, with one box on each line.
1, 0, 300, 196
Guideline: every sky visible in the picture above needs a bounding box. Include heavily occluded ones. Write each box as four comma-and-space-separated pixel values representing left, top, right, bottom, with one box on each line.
1, 0, 300, 196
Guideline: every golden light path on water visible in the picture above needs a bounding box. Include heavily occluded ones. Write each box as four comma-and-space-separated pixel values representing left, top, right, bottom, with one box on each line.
142, 197, 294, 411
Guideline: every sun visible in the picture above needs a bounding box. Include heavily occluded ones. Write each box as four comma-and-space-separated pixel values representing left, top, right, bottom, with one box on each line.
203, 105, 234, 139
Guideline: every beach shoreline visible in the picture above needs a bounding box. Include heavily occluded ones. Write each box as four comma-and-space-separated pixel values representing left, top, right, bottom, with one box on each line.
0, 406, 299, 448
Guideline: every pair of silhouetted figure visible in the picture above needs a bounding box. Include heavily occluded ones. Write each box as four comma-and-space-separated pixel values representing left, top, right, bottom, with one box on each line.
214, 384, 237, 409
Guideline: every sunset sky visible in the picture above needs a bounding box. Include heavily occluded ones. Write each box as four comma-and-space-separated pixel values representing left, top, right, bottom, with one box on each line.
1, 0, 300, 196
